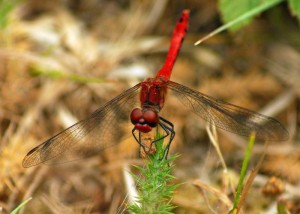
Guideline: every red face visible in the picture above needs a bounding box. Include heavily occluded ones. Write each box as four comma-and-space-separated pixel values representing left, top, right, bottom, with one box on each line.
130, 108, 159, 133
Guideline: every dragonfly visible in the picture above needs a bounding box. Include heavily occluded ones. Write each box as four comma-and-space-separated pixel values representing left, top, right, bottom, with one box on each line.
23, 10, 289, 167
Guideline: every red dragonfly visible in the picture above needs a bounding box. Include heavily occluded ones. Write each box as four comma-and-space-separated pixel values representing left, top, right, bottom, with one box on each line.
23, 10, 288, 167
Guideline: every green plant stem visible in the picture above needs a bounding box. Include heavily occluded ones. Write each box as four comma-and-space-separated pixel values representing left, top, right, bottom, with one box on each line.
128, 133, 178, 214
231, 133, 256, 213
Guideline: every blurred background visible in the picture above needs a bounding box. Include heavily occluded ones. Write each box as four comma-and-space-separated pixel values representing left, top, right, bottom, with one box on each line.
0, 0, 299, 213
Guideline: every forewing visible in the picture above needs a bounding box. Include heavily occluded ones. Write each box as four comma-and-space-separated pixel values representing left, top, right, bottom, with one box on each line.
167, 81, 289, 141
23, 83, 141, 167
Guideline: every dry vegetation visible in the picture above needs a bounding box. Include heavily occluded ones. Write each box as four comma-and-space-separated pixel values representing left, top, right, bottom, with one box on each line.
0, 0, 299, 213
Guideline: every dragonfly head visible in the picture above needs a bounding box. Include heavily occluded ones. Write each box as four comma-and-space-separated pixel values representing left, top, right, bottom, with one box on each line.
130, 108, 159, 133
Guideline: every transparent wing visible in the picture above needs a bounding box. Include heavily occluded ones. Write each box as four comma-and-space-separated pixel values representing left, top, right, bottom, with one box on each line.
167, 81, 289, 141
23, 83, 141, 167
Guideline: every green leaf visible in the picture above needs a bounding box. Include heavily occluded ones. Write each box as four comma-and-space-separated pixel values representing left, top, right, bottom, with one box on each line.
288, 0, 300, 20
11, 197, 32, 214
277, 201, 289, 214
0, 0, 21, 29
219, 0, 259, 31
196, 0, 283, 45
29, 66, 105, 83
218, 0, 284, 31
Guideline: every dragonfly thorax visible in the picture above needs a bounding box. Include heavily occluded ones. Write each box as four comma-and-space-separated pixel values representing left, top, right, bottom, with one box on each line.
140, 77, 167, 110
130, 108, 159, 133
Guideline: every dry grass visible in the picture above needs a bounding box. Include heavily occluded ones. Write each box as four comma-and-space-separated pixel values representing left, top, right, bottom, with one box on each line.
0, 1, 299, 213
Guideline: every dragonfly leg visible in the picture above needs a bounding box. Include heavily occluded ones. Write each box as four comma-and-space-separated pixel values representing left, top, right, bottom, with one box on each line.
158, 117, 175, 160
132, 127, 148, 155
131, 117, 175, 160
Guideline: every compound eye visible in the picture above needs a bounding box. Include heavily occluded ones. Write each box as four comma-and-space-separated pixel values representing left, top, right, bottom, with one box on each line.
130, 108, 143, 124
143, 110, 159, 127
